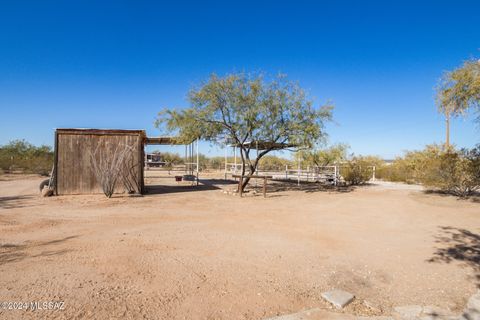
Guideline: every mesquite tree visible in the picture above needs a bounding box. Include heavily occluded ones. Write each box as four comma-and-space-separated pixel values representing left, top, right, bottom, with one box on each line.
156, 73, 333, 192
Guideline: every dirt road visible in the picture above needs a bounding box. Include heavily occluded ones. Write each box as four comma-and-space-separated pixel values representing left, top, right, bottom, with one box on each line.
0, 174, 478, 319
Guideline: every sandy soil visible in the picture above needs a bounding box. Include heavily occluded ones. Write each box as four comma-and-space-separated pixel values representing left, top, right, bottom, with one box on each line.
0, 172, 479, 320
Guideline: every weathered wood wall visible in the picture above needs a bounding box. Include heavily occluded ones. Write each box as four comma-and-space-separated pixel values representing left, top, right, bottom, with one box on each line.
55, 129, 144, 195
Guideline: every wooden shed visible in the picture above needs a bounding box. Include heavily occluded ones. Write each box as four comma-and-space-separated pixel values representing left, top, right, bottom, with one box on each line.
54, 129, 145, 195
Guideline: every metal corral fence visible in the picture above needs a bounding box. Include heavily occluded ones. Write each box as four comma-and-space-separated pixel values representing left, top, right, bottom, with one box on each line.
224, 163, 376, 186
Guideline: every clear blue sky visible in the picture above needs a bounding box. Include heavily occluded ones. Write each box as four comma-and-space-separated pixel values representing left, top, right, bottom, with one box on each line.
1, 0, 479, 159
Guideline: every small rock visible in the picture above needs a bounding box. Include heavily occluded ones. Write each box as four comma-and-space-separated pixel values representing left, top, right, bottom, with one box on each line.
393, 305, 422, 320
264, 308, 356, 320
321, 289, 355, 309
422, 306, 453, 317
41, 186, 53, 197
263, 308, 322, 320
468, 292, 480, 311
460, 308, 480, 320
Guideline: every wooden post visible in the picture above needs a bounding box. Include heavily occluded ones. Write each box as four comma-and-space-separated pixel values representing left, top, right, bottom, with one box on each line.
255, 141, 258, 188
185, 145, 187, 174
196, 138, 199, 186
334, 166, 338, 186
224, 144, 227, 180
263, 176, 267, 198
239, 175, 243, 198
297, 160, 300, 186
234, 146, 237, 175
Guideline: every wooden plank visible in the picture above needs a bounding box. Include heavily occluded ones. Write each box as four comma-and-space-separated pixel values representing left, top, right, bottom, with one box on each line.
55, 130, 144, 195
54, 130, 59, 195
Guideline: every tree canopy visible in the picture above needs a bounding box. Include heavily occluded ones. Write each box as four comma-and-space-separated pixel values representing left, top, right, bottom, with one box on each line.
437, 58, 480, 119
156, 73, 333, 191
297, 143, 349, 167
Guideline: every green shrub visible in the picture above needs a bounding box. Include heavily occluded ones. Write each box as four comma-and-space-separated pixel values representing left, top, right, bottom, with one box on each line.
0, 140, 53, 175
259, 155, 292, 171
377, 145, 444, 184
378, 144, 480, 197
420, 146, 480, 197
341, 157, 374, 185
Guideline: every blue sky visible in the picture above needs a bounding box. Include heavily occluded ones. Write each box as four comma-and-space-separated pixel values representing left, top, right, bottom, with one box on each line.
0, 0, 479, 159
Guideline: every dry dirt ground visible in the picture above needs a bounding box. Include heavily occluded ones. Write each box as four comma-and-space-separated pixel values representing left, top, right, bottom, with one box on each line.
0, 172, 479, 320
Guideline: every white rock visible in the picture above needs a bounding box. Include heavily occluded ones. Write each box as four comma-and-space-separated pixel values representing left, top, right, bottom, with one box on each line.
265, 308, 356, 320
461, 308, 480, 320
263, 308, 322, 320
422, 306, 453, 317
321, 289, 355, 309
393, 305, 422, 319
468, 292, 480, 311
41, 186, 53, 197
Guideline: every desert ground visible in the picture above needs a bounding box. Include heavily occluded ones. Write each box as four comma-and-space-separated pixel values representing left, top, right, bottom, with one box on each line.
0, 171, 479, 319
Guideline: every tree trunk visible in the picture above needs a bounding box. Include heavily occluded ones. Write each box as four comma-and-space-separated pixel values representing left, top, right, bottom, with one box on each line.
240, 164, 256, 191
236, 146, 272, 193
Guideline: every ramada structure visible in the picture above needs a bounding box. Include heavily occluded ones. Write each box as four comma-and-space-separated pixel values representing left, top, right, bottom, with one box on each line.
53, 128, 199, 195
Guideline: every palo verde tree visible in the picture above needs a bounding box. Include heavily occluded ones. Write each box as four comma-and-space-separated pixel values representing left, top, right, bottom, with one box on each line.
156, 73, 333, 192
437, 58, 480, 145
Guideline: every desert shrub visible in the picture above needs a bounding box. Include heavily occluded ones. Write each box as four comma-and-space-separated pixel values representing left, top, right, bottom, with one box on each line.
420, 146, 480, 197
0, 140, 53, 175
377, 145, 444, 184
207, 156, 225, 170
376, 158, 413, 183
259, 155, 292, 171
341, 157, 374, 185
297, 143, 349, 167
378, 144, 480, 196
156, 152, 184, 166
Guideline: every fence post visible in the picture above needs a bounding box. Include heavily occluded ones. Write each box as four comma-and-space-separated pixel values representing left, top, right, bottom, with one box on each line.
334, 166, 338, 186
297, 161, 300, 186
263, 177, 267, 198
224, 144, 227, 180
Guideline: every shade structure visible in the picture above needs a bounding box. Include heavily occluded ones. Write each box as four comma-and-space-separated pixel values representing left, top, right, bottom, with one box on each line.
228, 140, 298, 150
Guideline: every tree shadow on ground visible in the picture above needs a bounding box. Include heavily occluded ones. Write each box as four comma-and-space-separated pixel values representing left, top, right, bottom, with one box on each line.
0, 235, 78, 266
264, 180, 358, 194
428, 226, 480, 288
0, 195, 37, 209
423, 190, 480, 202
145, 179, 228, 195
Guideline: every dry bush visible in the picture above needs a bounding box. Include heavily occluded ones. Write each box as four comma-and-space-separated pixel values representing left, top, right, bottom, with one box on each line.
120, 149, 141, 194
89, 143, 135, 198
